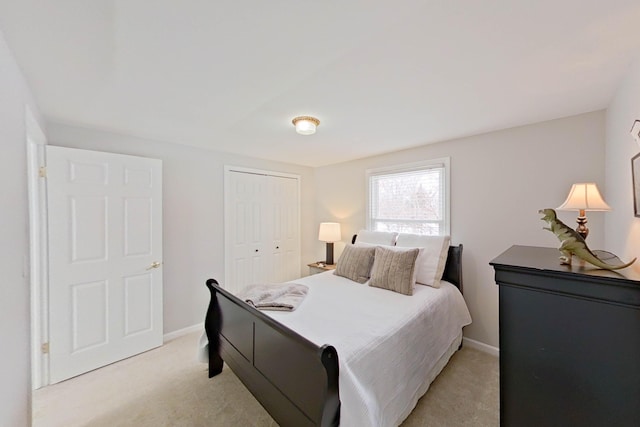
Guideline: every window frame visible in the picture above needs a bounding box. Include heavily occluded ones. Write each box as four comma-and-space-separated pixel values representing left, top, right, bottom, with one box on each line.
365, 157, 451, 236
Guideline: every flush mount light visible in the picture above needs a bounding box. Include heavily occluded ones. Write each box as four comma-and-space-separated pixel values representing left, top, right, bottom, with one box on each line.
292, 116, 320, 135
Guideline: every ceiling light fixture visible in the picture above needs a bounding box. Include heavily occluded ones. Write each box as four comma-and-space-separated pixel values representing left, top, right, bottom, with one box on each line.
292, 116, 320, 135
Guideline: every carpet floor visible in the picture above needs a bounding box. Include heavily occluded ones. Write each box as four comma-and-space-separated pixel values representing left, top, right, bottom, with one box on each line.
33, 331, 498, 426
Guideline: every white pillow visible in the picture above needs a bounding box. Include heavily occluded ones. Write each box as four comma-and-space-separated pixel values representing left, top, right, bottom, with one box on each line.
395, 234, 450, 288
355, 230, 398, 246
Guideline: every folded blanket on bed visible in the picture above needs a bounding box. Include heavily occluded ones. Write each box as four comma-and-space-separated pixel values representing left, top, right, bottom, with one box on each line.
237, 283, 309, 311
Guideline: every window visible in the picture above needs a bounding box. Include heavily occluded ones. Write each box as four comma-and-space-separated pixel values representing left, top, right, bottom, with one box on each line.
367, 158, 450, 236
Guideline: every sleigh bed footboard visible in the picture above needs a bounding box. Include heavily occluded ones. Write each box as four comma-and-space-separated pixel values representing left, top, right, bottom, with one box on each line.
204, 279, 340, 427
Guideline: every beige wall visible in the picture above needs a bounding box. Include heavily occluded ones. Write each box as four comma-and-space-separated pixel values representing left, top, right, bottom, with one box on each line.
315, 111, 607, 348
47, 123, 317, 334
0, 29, 45, 426
605, 56, 640, 272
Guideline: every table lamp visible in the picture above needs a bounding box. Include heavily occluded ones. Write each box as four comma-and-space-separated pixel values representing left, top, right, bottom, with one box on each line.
318, 222, 341, 265
557, 183, 611, 240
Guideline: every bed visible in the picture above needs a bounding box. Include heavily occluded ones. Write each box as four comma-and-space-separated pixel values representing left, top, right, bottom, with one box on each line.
204, 232, 471, 426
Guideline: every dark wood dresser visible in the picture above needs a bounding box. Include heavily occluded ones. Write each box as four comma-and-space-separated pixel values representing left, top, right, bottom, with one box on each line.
490, 245, 640, 427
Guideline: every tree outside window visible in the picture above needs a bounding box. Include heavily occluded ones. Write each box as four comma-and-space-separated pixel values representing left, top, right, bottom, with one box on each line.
368, 159, 449, 236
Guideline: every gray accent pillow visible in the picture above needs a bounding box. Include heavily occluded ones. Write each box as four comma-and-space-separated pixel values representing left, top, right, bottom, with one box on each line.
334, 245, 376, 283
369, 246, 419, 295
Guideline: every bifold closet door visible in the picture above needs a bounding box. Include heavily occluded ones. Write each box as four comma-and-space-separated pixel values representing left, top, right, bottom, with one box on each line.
225, 169, 300, 295
267, 175, 299, 284
225, 171, 267, 294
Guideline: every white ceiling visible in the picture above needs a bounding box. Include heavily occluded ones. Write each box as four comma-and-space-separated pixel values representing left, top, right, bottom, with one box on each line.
2, 0, 640, 167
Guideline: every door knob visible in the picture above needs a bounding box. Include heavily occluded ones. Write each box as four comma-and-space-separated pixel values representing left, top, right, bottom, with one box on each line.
146, 261, 162, 270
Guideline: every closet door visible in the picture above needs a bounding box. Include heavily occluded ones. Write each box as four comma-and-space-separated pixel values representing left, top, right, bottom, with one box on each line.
225, 171, 267, 294
268, 175, 300, 284
224, 168, 300, 295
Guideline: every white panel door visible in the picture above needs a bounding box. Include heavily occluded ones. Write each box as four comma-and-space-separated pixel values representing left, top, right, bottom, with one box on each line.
226, 171, 267, 294
225, 168, 300, 294
268, 176, 300, 283
46, 146, 163, 383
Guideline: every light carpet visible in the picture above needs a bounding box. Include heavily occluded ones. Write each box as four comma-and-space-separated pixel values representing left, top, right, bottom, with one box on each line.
33, 331, 498, 426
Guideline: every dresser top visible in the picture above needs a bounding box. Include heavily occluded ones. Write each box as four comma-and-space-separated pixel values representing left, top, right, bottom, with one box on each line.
491, 245, 640, 284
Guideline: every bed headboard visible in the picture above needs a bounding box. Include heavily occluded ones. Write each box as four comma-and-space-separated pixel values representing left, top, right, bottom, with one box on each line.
350, 234, 463, 292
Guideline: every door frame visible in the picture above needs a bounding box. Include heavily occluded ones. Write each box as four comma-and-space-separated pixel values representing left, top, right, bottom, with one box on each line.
26, 106, 49, 389
223, 165, 301, 289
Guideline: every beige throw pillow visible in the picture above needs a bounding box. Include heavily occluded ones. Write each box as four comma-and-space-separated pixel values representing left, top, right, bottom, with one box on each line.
369, 246, 419, 296
334, 245, 376, 283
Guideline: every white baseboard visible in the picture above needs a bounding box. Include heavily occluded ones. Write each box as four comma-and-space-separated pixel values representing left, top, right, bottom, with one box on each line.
463, 337, 499, 357
163, 323, 203, 342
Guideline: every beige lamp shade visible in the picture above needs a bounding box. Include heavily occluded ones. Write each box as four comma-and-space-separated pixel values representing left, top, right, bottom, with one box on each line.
556, 183, 610, 240
557, 183, 611, 211
318, 222, 341, 242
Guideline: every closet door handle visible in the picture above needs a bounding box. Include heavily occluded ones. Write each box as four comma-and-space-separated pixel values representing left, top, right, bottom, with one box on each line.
276, 246, 280, 249
255, 249, 259, 252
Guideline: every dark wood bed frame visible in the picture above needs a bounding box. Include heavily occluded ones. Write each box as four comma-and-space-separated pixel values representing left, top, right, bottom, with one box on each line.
204, 240, 463, 427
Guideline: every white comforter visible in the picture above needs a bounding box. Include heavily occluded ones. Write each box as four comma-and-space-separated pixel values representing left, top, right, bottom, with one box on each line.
266, 271, 472, 427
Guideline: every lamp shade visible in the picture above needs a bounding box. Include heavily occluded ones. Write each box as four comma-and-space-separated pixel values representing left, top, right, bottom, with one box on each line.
557, 183, 611, 211
318, 222, 341, 242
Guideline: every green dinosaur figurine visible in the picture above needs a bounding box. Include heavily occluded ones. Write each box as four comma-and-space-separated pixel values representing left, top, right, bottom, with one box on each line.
539, 208, 636, 270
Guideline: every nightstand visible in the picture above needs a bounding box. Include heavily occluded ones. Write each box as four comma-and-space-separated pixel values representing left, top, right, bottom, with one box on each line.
307, 262, 336, 275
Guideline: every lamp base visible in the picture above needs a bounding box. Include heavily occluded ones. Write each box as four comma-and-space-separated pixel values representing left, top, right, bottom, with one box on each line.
576, 214, 589, 240
325, 242, 334, 265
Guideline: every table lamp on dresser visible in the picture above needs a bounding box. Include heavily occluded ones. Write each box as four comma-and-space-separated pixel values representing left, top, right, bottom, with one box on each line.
557, 182, 610, 240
